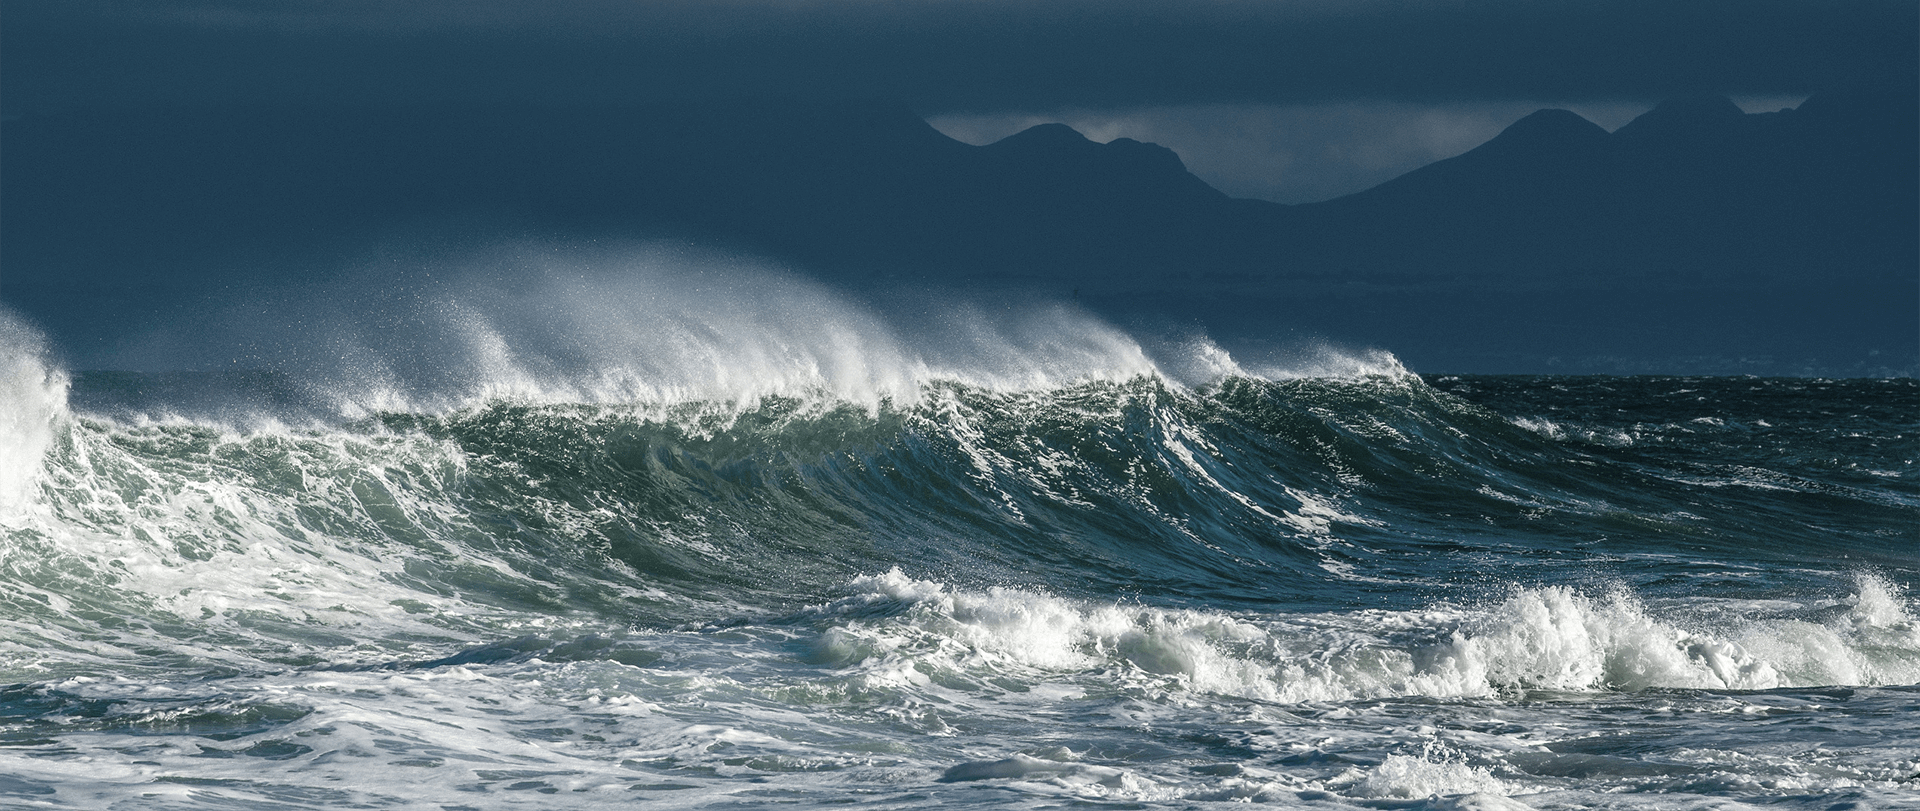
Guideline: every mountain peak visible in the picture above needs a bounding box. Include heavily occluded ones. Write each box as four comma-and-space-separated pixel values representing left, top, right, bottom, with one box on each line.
990, 122, 1095, 151
1484, 109, 1609, 150
1613, 93, 1746, 141
980, 123, 1221, 200
1399, 108, 1608, 176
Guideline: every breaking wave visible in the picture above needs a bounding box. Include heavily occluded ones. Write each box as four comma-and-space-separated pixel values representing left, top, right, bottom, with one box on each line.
2, 251, 1915, 809
816, 570, 1920, 704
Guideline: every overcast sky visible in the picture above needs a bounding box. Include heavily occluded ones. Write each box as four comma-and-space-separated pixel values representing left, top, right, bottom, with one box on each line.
4, 0, 1910, 201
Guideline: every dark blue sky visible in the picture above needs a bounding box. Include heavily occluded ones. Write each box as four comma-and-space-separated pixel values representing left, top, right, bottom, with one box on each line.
4, 0, 1912, 202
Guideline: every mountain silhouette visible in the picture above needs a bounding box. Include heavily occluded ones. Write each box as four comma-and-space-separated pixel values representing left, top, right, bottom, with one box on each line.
1293, 87, 1914, 287
2, 82, 1913, 373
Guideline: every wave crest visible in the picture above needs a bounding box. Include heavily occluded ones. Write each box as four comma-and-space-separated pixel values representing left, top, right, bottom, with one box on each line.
62, 245, 1410, 421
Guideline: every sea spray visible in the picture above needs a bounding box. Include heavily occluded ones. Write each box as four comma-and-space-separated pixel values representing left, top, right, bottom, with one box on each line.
156, 247, 1191, 418
0, 311, 68, 516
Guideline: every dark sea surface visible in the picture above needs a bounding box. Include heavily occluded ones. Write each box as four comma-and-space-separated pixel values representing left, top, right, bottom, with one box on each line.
1, 283, 1915, 809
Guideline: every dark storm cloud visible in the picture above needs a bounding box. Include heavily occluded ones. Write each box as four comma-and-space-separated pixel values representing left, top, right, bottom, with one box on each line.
3, 0, 1912, 111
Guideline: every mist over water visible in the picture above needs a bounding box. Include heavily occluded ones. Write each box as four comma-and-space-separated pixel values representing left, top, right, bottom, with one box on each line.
100, 245, 1275, 418
1, 249, 1916, 809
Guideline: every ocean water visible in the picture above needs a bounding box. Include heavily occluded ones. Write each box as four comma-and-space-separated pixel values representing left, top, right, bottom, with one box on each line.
1, 264, 1916, 810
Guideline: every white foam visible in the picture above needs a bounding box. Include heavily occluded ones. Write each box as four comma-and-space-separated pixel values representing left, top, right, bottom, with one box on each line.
1736, 573, 1920, 687
822, 571, 1920, 706
0, 411, 588, 679
1351, 754, 1510, 800
1436, 587, 1786, 692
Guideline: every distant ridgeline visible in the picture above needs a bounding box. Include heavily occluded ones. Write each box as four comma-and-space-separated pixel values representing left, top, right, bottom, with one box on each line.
3, 81, 1914, 374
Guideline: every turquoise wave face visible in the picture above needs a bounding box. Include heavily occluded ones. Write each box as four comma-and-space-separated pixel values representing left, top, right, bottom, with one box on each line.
7, 365, 1914, 681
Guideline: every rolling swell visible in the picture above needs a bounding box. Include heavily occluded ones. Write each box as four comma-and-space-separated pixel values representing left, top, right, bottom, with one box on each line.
2, 261, 1914, 690
10, 360, 1913, 660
